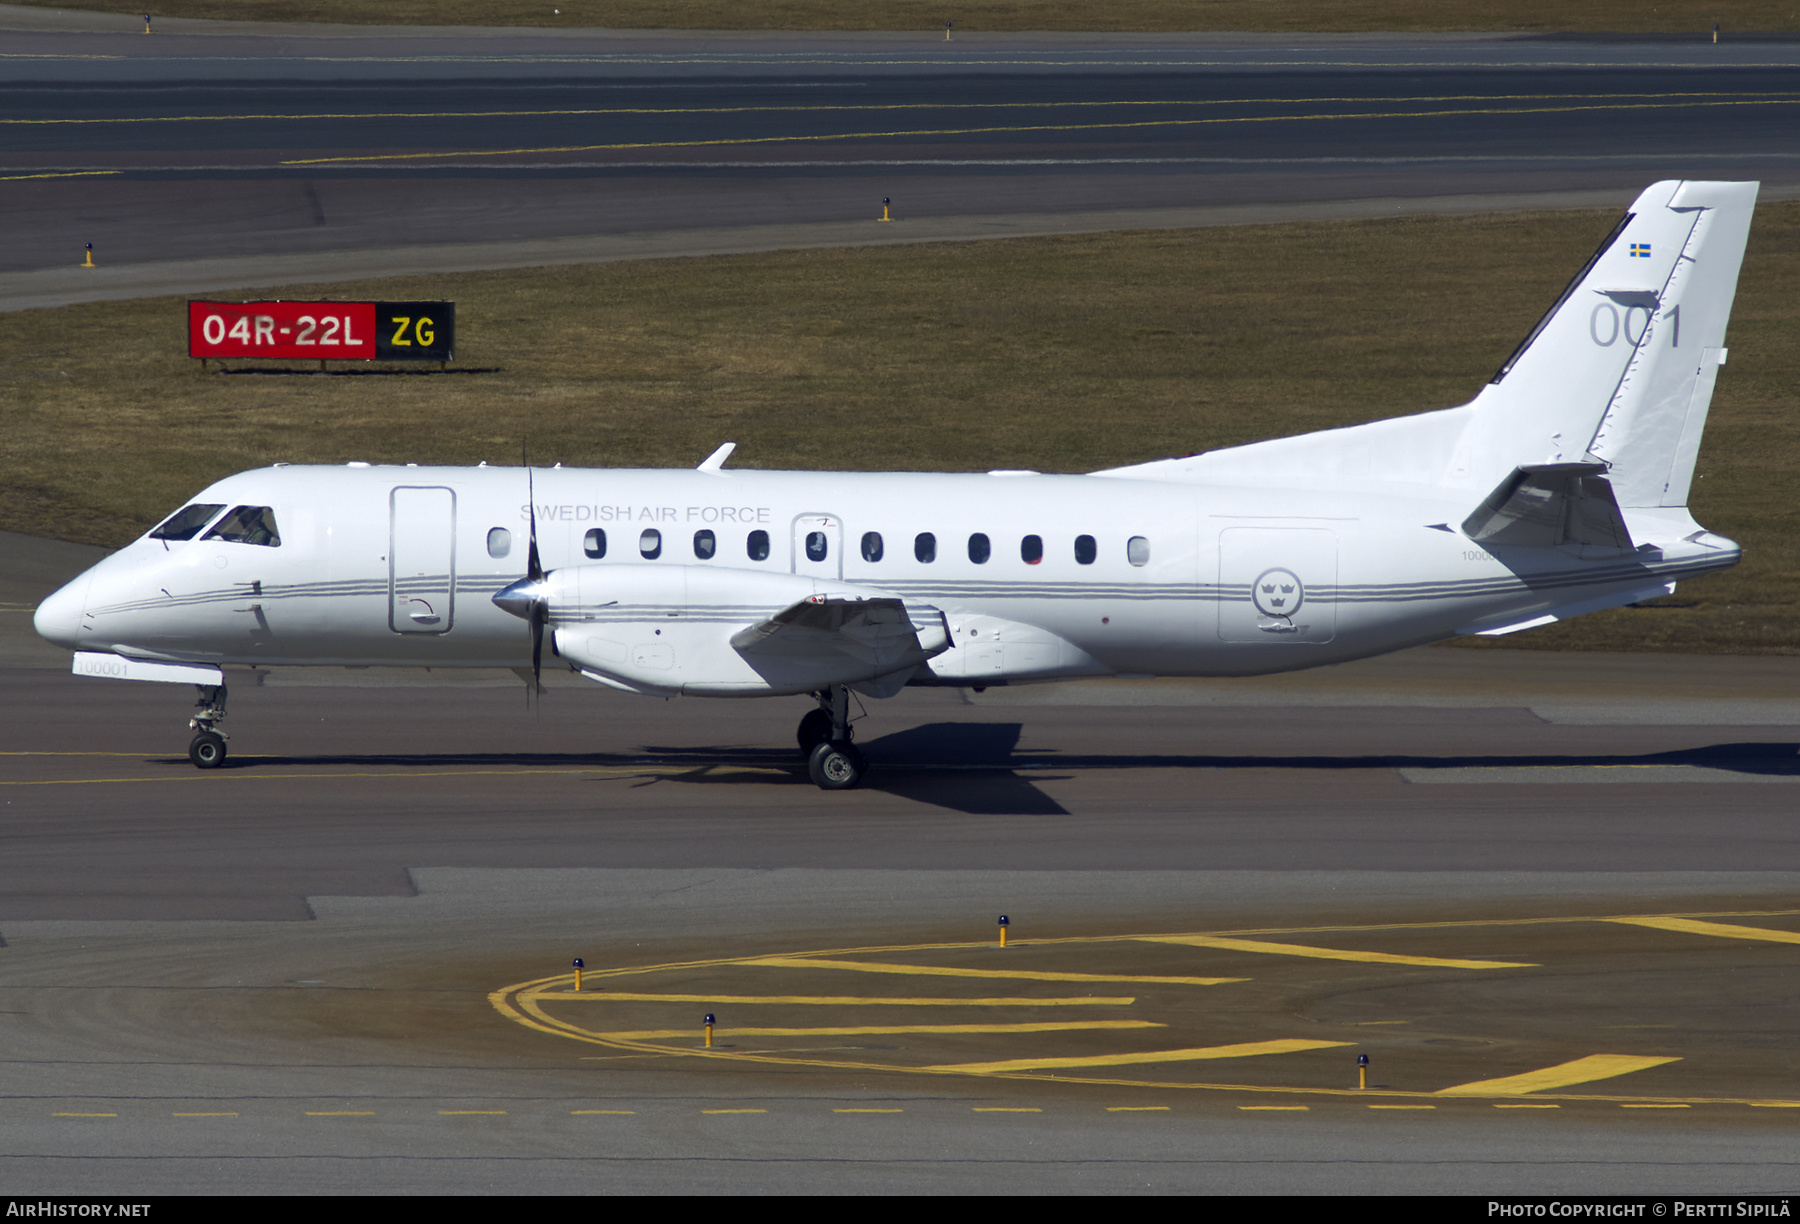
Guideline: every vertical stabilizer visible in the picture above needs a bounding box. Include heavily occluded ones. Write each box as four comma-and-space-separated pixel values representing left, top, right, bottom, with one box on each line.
1450, 181, 1756, 505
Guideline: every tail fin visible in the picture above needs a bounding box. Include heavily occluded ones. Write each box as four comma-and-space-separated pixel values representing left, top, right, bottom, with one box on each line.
1453, 180, 1756, 506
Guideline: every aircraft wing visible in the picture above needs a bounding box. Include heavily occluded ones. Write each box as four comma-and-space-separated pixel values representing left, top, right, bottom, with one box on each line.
730, 595, 950, 680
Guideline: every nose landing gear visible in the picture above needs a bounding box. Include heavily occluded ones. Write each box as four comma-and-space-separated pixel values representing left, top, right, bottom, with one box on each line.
798, 684, 865, 790
188, 683, 229, 769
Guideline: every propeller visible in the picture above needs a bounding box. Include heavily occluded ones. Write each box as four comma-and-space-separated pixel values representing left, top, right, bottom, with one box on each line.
491, 451, 550, 697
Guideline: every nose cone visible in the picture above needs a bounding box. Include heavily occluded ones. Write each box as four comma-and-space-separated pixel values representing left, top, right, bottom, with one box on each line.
492, 576, 549, 621
34, 571, 91, 649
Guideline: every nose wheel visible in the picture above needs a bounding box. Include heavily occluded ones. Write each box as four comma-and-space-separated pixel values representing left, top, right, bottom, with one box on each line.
187, 683, 229, 769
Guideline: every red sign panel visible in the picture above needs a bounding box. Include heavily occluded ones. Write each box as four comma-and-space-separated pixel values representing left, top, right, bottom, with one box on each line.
188, 301, 377, 359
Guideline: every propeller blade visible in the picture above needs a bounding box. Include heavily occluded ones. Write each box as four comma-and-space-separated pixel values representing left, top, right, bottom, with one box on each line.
525, 456, 543, 583
529, 602, 545, 693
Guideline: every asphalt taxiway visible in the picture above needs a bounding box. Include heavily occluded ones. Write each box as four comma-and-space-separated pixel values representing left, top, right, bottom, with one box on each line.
7, 10, 1800, 310
4, 533, 1800, 1193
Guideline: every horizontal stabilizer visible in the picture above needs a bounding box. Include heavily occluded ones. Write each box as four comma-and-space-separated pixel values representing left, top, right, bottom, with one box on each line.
1462, 464, 1633, 550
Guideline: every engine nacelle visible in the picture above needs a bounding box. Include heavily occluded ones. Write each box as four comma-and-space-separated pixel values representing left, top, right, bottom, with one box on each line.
539, 564, 949, 697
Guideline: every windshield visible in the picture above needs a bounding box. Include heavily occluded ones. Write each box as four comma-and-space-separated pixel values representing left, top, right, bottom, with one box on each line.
148, 503, 224, 542
202, 505, 281, 547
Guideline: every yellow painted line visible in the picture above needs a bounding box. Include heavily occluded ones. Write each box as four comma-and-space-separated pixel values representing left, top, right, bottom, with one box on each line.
172, 1112, 238, 1117
1240, 1105, 1309, 1111
306, 1111, 374, 1116
0, 766, 663, 788
571, 1110, 636, 1115
0, 170, 118, 181
582, 1021, 1163, 1039
52, 1113, 115, 1117
529, 991, 1133, 1007
6, 91, 1776, 126
1621, 1103, 1690, 1109
702, 1109, 766, 1114
1751, 1102, 1800, 1108
1369, 1105, 1437, 1110
834, 1108, 904, 1113
1142, 935, 1534, 969
283, 98, 1800, 167
1107, 1106, 1170, 1112
1608, 916, 1800, 945
1438, 1055, 1681, 1096
928, 1039, 1351, 1075
974, 1107, 1041, 1112
439, 1110, 506, 1115
1495, 1104, 1561, 1109
744, 956, 1241, 986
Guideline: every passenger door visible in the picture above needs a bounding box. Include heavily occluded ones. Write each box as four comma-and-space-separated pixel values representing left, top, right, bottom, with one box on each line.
390, 486, 456, 634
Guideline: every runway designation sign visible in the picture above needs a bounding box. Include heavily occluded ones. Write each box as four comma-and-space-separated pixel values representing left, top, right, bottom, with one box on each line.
188, 300, 455, 362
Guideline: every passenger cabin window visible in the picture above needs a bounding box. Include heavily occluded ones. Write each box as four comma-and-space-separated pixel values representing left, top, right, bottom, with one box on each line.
639, 528, 662, 560
1127, 536, 1151, 567
861, 531, 884, 563
693, 529, 716, 560
747, 529, 770, 561
203, 505, 280, 547
149, 504, 224, 542
1021, 534, 1043, 565
1075, 534, 1097, 565
805, 531, 829, 563
584, 528, 606, 559
968, 533, 991, 564
486, 527, 512, 559
914, 532, 936, 563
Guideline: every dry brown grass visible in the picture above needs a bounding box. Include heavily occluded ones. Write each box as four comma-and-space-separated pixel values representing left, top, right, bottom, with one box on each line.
17, 0, 1799, 34
3, 204, 1797, 653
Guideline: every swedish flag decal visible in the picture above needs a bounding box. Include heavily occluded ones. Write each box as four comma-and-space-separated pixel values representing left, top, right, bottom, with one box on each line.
1629, 242, 1652, 258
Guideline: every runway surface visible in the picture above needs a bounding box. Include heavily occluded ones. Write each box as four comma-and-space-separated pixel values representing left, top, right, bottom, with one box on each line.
5, 533, 1800, 1192
7, 11, 1800, 309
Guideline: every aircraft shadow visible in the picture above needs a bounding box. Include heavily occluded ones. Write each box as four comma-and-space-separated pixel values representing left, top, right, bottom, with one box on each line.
151, 726, 1800, 816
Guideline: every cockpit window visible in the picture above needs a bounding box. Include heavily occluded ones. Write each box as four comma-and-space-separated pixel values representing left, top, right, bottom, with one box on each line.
202, 505, 281, 547
149, 503, 224, 542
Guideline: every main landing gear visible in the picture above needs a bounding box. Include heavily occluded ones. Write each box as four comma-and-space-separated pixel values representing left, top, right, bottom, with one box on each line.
188, 683, 229, 769
797, 685, 865, 790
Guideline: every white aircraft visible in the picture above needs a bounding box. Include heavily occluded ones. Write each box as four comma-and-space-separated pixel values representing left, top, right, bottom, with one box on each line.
35, 180, 1756, 789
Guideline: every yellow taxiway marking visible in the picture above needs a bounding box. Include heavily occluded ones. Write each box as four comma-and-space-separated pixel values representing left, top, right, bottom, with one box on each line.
439, 1110, 506, 1115
1620, 1103, 1690, 1109
743, 956, 1241, 986
1437, 1055, 1681, 1097
531, 991, 1133, 1007
571, 1110, 636, 1115
0, 169, 118, 181
1369, 1105, 1437, 1110
172, 1112, 238, 1117
1608, 916, 1800, 945
8, 91, 1781, 127
834, 1108, 904, 1113
52, 1113, 115, 1117
702, 1109, 766, 1114
284, 98, 1800, 167
1494, 1104, 1561, 1109
1240, 1105, 1309, 1111
583, 1021, 1164, 1039
974, 1107, 1041, 1112
1751, 1102, 1800, 1108
1108, 1106, 1171, 1112
929, 1039, 1350, 1075
305, 1111, 374, 1116
1141, 935, 1535, 969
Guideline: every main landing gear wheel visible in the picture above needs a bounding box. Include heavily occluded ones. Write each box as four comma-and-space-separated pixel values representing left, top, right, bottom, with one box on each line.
808, 740, 865, 790
796, 708, 833, 757
189, 731, 227, 769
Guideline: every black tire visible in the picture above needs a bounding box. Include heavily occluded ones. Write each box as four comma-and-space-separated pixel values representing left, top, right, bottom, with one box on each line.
189, 732, 226, 769
796, 708, 833, 758
808, 740, 865, 790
